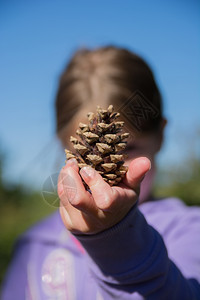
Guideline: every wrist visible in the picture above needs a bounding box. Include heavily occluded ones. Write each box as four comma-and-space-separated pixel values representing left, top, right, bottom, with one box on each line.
73, 201, 156, 276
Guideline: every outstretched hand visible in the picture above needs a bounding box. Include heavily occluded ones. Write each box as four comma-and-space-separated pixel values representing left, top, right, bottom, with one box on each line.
58, 157, 151, 235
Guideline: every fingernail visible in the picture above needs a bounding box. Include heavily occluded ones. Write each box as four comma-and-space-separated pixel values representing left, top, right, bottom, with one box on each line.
80, 166, 95, 178
64, 158, 77, 168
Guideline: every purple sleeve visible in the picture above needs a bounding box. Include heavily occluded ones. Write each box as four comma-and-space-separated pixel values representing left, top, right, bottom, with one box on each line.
1, 240, 30, 300
75, 203, 200, 299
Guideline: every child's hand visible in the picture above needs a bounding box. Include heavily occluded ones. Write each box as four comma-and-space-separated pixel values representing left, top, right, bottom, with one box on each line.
58, 157, 150, 235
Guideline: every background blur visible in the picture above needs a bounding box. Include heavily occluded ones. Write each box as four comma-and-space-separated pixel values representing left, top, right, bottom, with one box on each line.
0, 0, 199, 284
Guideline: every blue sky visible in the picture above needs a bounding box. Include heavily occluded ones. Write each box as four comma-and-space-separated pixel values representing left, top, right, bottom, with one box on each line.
0, 0, 199, 189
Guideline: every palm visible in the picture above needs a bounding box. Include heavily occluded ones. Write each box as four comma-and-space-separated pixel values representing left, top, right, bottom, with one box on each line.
58, 157, 150, 234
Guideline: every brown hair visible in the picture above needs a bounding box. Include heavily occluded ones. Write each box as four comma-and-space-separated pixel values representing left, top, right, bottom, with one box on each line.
55, 45, 163, 142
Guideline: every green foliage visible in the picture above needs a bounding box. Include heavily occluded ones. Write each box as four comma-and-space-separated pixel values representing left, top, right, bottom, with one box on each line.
154, 159, 200, 206
0, 167, 56, 285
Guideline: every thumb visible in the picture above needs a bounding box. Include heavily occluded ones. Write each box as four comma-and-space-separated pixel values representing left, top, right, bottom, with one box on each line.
123, 157, 151, 192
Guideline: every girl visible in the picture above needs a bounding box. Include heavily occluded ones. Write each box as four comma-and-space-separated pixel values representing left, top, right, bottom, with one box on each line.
2, 46, 200, 299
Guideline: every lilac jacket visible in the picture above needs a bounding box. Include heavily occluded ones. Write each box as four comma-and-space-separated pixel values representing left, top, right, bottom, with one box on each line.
1, 197, 200, 299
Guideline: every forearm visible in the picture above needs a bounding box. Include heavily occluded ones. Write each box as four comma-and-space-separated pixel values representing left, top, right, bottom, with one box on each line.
75, 203, 200, 299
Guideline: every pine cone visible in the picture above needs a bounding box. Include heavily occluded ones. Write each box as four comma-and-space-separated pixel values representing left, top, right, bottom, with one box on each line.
65, 105, 129, 188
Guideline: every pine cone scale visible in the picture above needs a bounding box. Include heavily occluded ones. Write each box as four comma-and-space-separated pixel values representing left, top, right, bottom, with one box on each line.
65, 105, 129, 187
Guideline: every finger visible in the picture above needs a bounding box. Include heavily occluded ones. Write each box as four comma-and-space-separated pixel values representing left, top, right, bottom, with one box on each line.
123, 157, 151, 193
58, 167, 78, 206
58, 158, 82, 202
80, 166, 114, 211
64, 158, 79, 171
59, 165, 100, 215
58, 163, 85, 204
57, 158, 80, 198
59, 201, 89, 234
59, 202, 74, 231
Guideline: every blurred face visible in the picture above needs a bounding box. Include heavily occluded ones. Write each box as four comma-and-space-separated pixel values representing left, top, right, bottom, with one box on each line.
124, 131, 161, 203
